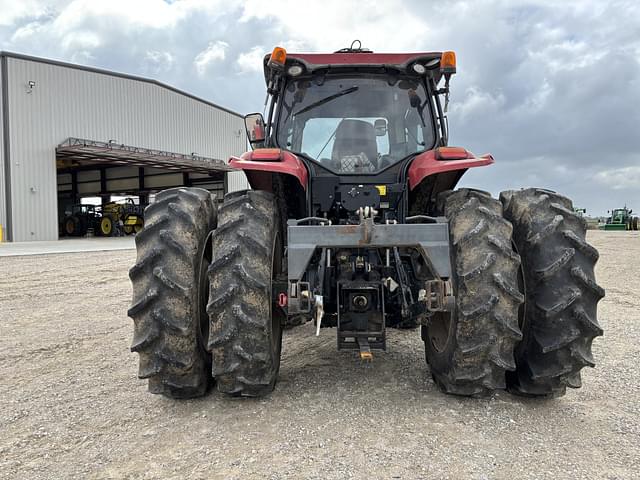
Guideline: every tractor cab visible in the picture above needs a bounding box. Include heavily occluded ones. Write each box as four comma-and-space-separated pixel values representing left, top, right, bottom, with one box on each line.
237, 44, 472, 226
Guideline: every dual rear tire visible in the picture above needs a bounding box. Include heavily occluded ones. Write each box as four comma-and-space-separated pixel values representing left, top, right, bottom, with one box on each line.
128, 187, 217, 397
501, 188, 604, 397
130, 186, 603, 399
423, 189, 523, 396
423, 188, 603, 397
128, 188, 282, 398
207, 190, 283, 396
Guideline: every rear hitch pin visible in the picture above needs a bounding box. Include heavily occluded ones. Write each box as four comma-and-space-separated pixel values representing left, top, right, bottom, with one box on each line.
357, 337, 373, 361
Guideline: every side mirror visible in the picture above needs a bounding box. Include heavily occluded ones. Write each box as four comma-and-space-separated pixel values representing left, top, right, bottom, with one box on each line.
244, 113, 266, 144
374, 119, 387, 137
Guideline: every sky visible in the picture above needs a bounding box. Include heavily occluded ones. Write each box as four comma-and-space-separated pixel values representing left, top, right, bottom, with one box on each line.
1, 0, 639, 216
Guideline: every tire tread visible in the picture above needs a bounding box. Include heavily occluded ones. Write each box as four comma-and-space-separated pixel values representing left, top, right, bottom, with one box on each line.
500, 188, 604, 397
128, 187, 216, 398
425, 189, 523, 396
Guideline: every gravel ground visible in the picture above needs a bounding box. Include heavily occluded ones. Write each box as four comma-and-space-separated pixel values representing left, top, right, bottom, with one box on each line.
0, 230, 638, 479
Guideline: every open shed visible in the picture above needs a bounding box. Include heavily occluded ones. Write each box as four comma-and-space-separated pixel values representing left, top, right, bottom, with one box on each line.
0, 52, 248, 242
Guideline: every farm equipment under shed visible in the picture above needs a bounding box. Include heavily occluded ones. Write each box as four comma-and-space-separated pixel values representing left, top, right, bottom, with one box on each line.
60, 197, 146, 237
101, 198, 145, 236
60, 204, 101, 237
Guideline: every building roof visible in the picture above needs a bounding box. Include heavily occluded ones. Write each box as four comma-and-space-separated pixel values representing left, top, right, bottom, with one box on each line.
0, 50, 242, 118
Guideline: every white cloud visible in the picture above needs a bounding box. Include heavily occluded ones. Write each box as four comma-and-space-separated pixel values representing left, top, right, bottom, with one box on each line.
10, 21, 44, 42
53, 0, 182, 31
143, 50, 176, 74
594, 166, 640, 190
239, 0, 427, 52
194, 41, 229, 75
0, 0, 52, 26
69, 49, 95, 63
453, 86, 506, 120
49, 0, 235, 32
60, 30, 101, 50
236, 46, 265, 74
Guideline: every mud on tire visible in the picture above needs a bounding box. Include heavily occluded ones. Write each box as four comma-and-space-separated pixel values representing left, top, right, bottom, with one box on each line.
500, 188, 604, 397
207, 190, 283, 397
128, 187, 217, 398
423, 189, 524, 396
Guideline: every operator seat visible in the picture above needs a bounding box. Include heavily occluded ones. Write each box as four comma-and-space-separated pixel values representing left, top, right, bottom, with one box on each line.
331, 119, 378, 173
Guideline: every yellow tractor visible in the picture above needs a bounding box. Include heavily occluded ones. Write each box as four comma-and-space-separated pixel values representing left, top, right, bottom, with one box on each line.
100, 198, 145, 236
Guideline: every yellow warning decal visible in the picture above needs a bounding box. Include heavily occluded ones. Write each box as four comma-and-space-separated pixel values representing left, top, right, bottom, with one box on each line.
375, 185, 387, 196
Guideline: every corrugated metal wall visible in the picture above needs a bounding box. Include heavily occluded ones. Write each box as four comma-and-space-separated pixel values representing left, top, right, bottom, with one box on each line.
4, 55, 249, 241
0, 59, 7, 235
226, 170, 249, 193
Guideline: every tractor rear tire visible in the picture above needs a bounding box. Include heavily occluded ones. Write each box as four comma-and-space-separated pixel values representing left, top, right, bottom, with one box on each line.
128, 187, 217, 398
422, 189, 524, 396
500, 188, 604, 397
633, 217, 639, 231
207, 190, 284, 397
63, 216, 79, 236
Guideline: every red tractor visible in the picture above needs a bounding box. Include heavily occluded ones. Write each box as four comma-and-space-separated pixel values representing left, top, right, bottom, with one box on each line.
129, 44, 604, 399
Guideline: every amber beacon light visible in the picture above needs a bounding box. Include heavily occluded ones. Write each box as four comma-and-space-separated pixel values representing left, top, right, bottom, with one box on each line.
440, 51, 456, 74
268, 47, 287, 69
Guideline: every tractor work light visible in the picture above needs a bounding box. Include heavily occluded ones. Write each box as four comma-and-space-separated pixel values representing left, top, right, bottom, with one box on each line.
288, 64, 304, 76
268, 46, 287, 70
412, 63, 426, 74
440, 51, 456, 74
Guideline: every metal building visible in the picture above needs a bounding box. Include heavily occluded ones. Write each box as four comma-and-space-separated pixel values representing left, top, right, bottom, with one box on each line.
0, 51, 249, 242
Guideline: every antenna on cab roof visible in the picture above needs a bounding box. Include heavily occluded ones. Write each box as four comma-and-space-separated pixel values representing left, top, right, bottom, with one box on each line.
334, 40, 372, 53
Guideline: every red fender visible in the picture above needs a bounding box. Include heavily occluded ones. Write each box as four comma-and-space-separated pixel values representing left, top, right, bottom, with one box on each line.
229, 148, 308, 190
407, 147, 494, 190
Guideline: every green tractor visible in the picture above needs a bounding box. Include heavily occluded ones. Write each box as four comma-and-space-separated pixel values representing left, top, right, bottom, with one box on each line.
603, 207, 638, 231
574, 208, 586, 217
60, 204, 101, 237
